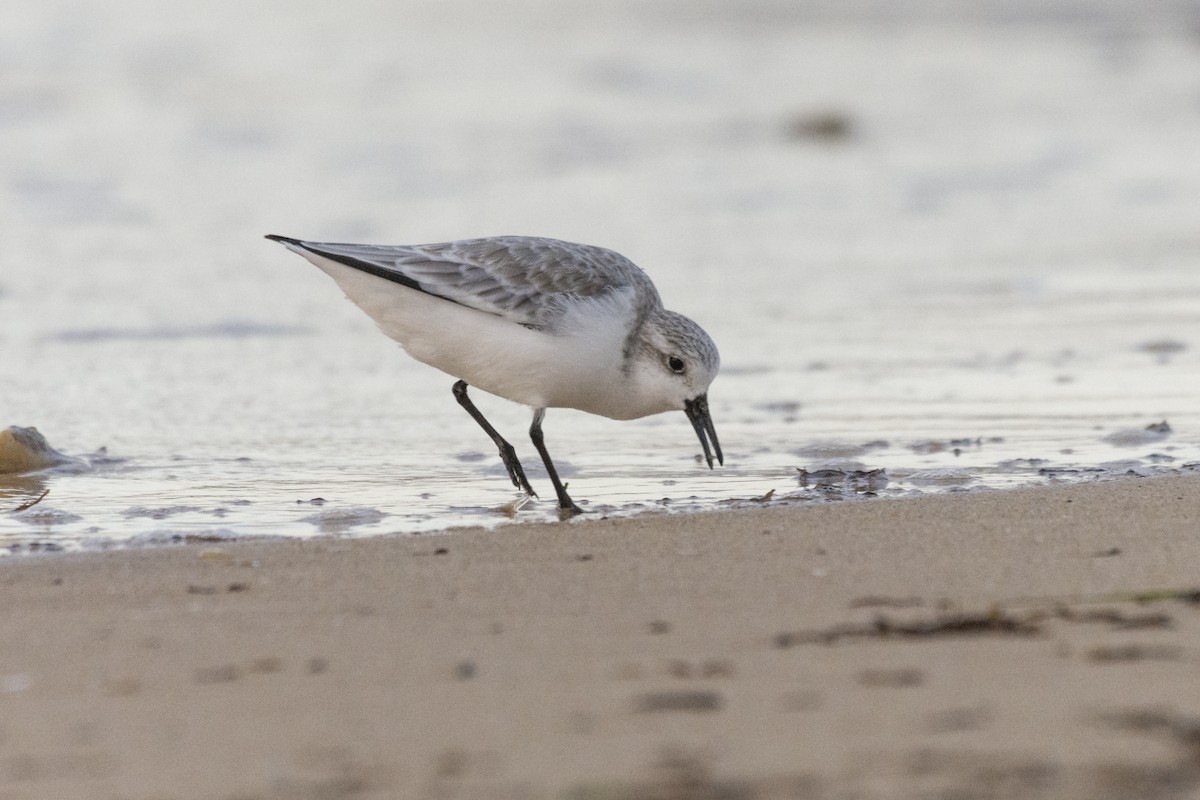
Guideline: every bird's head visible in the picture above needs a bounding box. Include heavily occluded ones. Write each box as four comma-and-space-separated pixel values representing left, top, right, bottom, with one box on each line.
628, 310, 723, 468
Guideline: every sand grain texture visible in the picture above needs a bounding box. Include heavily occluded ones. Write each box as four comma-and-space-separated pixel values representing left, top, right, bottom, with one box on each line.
3, 476, 1200, 799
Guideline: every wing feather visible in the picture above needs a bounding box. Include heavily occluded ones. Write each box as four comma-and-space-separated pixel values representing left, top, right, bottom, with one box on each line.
283, 236, 661, 326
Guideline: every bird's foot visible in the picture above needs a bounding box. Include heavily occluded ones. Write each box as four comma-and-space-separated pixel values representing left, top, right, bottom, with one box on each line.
496, 492, 536, 517
496, 443, 536, 496
515, 475, 538, 498
550, 480, 584, 518
556, 502, 585, 519
555, 491, 585, 518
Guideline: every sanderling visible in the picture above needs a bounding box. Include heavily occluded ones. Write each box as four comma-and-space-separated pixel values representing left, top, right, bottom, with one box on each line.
266, 234, 723, 515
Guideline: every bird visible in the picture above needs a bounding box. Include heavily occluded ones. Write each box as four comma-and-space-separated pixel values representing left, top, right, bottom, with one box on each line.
266, 234, 723, 515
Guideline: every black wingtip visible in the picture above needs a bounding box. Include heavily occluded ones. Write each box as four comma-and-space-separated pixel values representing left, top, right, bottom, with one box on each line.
265, 235, 428, 294
265, 234, 302, 245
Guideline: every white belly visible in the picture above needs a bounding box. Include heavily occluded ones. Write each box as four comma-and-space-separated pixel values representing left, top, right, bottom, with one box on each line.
307, 256, 650, 418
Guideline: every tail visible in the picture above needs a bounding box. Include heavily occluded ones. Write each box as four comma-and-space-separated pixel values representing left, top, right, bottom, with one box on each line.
264, 234, 425, 294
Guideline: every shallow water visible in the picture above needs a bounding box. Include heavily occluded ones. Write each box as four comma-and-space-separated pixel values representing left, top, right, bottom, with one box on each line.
3, 0, 1200, 553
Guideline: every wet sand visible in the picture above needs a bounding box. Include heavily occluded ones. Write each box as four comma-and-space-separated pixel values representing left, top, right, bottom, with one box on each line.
3, 475, 1200, 799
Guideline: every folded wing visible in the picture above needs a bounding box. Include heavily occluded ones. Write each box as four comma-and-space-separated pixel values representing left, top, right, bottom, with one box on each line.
268, 235, 661, 327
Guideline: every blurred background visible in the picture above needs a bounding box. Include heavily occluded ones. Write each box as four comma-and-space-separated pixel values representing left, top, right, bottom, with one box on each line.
3, 0, 1200, 548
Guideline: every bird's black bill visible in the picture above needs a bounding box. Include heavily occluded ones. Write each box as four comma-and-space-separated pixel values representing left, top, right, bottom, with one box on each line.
684, 394, 724, 469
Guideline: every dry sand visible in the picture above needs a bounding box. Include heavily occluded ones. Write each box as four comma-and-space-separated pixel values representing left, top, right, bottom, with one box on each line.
3, 475, 1200, 799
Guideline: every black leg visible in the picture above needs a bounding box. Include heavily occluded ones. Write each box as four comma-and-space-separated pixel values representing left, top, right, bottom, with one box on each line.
529, 408, 583, 516
452, 381, 536, 497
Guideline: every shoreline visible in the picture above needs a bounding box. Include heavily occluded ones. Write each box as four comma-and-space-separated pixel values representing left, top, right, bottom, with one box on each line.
3, 474, 1200, 798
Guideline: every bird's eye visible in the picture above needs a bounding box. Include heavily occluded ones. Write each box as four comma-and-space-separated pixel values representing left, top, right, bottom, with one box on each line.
668, 356, 686, 374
